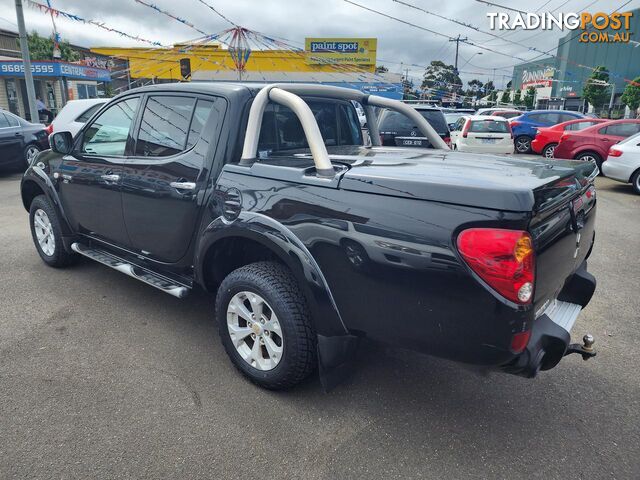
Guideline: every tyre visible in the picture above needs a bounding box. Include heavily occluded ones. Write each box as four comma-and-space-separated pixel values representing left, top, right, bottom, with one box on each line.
29, 195, 76, 268
631, 170, 640, 195
23, 144, 41, 168
576, 151, 603, 171
216, 261, 316, 390
542, 143, 558, 158
514, 136, 532, 154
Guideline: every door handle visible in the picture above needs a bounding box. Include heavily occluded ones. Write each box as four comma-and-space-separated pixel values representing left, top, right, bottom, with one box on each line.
169, 181, 196, 191
101, 174, 120, 182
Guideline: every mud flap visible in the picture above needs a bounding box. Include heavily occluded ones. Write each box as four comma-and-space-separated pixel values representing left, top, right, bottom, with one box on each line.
317, 334, 360, 392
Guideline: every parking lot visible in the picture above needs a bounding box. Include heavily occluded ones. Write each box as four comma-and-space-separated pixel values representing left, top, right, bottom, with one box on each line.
0, 168, 639, 479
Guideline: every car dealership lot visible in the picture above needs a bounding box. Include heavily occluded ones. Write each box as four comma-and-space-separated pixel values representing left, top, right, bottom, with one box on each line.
0, 169, 639, 479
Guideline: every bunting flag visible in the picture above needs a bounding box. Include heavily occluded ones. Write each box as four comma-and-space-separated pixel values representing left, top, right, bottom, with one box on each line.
133, 0, 208, 36
26, 0, 167, 47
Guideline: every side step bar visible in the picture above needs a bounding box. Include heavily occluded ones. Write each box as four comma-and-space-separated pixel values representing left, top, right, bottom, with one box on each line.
71, 243, 190, 298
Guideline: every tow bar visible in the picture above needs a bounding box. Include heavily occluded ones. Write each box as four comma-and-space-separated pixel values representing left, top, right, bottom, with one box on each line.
565, 334, 597, 360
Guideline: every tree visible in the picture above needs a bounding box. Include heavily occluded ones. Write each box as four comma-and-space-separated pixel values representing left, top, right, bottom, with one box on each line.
488, 90, 497, 104
500, 90, 511, 104
513, 89, 523, 105
524, 87, 536, 109
422, 60, 462, 95
375, 65, 389, 74
467, 78, 484, 97
506, 80, 513, 89
484, 80, 495, 94
621, 76, 640, 114
583, 66, 610, 110
20, 32, 80, 62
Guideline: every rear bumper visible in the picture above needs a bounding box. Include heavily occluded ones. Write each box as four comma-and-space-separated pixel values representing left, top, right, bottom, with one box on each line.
602, 159, 635, 183
503, 261, 596, 378
530, 138, 544, 153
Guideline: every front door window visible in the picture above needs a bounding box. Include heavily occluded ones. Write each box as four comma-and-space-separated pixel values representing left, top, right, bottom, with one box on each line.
82, 97, 139, 156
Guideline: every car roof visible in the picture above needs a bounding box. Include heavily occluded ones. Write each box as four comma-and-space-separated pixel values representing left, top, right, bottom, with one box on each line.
524, 109, 582, 115
465, 115, 509, 121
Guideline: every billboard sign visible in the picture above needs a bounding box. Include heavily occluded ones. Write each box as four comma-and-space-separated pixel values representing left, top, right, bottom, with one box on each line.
521, 66, 555, 89
0, 61, 111, 82
305, 38, 377, 65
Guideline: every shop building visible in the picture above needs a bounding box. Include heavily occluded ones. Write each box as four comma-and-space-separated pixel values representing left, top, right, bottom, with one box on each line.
92, 37, 403, 99
510, 7, 640, 114
0, 29, 113, 121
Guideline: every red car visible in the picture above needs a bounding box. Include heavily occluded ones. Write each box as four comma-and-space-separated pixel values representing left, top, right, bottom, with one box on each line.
531, 118, 607, 158
554, 119, 640, 168
490, 110, 523, 120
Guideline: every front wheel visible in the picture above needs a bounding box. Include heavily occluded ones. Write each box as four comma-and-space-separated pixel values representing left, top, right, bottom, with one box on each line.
542, 143, 557, 158
515, 136, 532, 154
29, 195, 76, 267
216, 261, 316, 390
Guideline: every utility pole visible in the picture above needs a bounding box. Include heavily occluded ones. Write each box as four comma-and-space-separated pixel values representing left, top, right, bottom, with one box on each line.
15, 0, 39, 123
449, 35, 468, 75
608, 83, 616, 118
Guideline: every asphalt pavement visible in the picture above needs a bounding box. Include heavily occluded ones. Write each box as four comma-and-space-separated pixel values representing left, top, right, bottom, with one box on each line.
1, 167, 639, 479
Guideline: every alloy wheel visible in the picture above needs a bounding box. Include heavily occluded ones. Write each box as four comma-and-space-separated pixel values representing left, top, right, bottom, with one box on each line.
543, 144, 556, 158
33, 209, 55, 256
516, 137, 530, 153
25, 145, 40, 165
226, 291, 283, 371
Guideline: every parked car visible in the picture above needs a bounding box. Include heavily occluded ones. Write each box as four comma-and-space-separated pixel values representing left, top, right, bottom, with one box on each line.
510, 110, 586, 153
379, 105, 450, 147
601, 132, 640, 193
554, 119, 640, 168
0, 109, 49, 170
449, 115, 514, 154
46, 98, 108, 137
531, 118, 608, 158
489, 110, 523, 120
21, 83, 598, 390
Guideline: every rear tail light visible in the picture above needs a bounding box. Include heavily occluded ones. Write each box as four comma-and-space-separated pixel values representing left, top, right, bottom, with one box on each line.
444, 136, 451, 146
456, 228, 535, 304
608, 147, 623, 157
510, 121, 521, 128
45, 123, 53, 135
462, 119, 470, 138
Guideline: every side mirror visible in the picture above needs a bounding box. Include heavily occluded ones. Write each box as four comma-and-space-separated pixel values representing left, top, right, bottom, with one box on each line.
50, 131, 73, 155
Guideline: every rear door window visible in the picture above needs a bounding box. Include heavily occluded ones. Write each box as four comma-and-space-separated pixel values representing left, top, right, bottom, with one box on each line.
135, 96, 196, 157
602, 122, 640, 137
469, 119, 509, 133
0, 113, 10, 128
565, 121, 597, 131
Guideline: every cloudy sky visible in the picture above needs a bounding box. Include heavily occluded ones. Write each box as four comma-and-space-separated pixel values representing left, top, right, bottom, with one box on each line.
0, 0, 636, 88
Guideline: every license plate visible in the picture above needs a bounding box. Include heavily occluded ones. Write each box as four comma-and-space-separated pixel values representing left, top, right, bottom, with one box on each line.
395, 137, 425, 147
481, 138, 497, 144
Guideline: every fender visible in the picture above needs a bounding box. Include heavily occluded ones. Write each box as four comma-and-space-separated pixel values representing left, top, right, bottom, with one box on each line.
21, 165, 74, 240
195, 211, 359, 390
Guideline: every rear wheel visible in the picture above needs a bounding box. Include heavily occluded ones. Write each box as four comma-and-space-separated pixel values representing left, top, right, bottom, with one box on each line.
576, 151, 603, 171
29, 195, 76, 267
542, 143, 557, 158
23, 144, 41, 168
216, 261, 316, 390
515, 136, 532, 154
631, 170, 640, 195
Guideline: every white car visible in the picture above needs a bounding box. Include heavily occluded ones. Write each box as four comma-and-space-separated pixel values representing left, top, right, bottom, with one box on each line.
449, 115, 514, 154
602, 132, 640, 194
47, 99, 107, 137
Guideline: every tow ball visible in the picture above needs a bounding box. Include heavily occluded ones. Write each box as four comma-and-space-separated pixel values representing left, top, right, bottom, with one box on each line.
565, 334, 597, 360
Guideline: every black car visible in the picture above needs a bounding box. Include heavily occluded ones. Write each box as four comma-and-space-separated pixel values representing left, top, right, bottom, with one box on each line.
21, 83, 597, 390
378, 105, 450, 147
0, 109, 48, 170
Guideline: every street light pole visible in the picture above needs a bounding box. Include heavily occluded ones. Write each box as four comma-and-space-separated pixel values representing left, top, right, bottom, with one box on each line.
15, 0, 39, 123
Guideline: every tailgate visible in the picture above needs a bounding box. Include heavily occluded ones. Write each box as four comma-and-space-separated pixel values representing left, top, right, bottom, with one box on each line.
529, 165, 597, 317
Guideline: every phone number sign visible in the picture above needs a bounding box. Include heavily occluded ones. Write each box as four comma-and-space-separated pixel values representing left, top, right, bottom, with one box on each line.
0, 61, 111, 82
